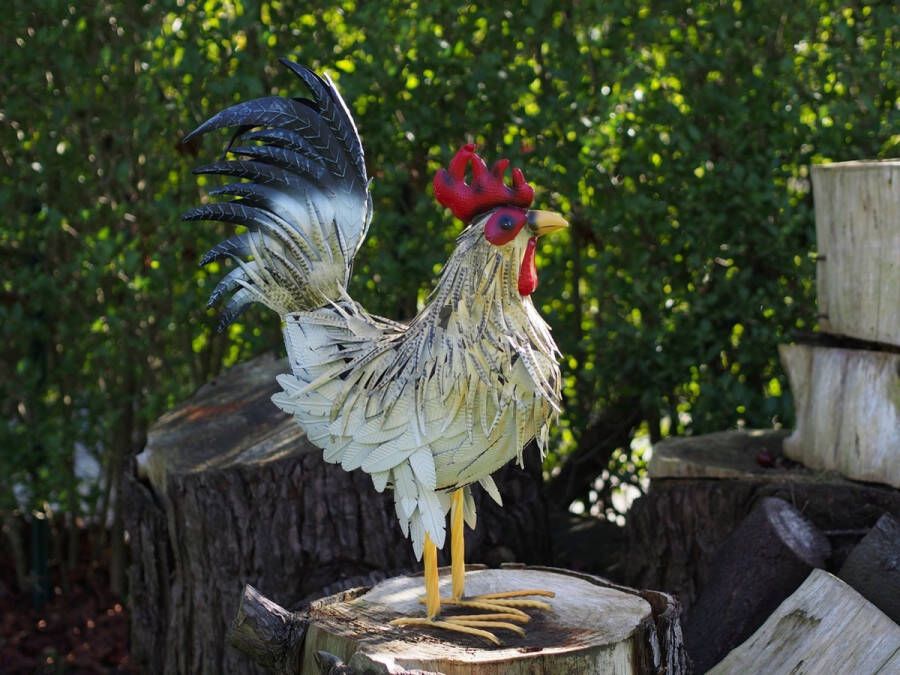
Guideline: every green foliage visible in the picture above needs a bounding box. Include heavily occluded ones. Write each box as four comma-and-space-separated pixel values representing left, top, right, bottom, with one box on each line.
1, 1, 895, 517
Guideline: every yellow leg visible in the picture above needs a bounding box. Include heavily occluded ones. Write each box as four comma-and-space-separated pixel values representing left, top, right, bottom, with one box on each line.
441, 487, 556, 614
423, 531, 440, 619
451, 488, 465, 601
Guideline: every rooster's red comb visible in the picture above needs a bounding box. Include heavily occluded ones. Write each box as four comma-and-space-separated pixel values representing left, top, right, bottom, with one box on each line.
433, 144, 534, 222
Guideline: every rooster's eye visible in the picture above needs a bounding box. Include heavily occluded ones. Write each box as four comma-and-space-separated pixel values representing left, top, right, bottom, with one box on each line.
483, 207, 526, 246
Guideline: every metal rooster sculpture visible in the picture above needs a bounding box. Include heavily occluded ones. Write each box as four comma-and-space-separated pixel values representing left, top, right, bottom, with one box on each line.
184, 59, 568, 644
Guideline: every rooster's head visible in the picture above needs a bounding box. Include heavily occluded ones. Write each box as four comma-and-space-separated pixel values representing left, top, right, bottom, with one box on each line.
434, 144, 567, 296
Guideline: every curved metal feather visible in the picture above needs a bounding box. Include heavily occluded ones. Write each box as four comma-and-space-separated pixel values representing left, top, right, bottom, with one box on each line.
279, 59, 367, 187
183, 60, 370, 326
207, 266, 248, 307
227, 145, 330, 186
199, 232, 257, 267
238, 127, 327, 160
192, 159, 324, 191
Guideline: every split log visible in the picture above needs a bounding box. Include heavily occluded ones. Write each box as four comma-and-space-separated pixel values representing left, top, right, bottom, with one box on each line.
682, 497, 830, 674
838, 513, 900, 624
811, 160, 899, 346
229, 585, 308, 674
779, 343, 900, 488
623, 430, 900, 617
230, 566, 687, 674
709, 569, 900, 674
123, 353, 552, 675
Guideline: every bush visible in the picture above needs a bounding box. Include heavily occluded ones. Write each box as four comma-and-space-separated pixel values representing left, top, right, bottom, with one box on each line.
2, 0, 895, 540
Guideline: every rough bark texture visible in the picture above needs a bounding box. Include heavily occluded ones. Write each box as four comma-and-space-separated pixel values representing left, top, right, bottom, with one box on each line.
262, 566, 687, 674
709, 570, 900, 675
811, 160, 900, 346
838, 513, 900, 624
229, 585, 308, 674
780, 343, 900, 488
682, 497, 830, 674
123, 353, 552, 675
623, 430, 900, 619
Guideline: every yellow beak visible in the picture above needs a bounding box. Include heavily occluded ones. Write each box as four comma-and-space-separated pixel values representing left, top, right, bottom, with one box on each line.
527, 210, 569, 237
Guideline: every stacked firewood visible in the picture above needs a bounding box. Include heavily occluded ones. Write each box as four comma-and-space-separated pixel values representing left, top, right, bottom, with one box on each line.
625, 160, 900, 674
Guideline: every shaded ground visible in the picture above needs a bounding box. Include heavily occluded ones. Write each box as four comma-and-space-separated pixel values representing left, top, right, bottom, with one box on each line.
0, 545, 135, 674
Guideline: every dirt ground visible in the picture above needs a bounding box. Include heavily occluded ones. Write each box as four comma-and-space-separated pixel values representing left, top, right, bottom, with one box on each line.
0, 548, 136, 674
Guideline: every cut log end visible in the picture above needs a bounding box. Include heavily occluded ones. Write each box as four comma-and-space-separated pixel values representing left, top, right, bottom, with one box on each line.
760, 497, 831, 567
298, 567, 680, 674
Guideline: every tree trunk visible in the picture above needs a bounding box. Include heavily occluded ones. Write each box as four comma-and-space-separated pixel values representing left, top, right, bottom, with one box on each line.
623, 430, 900, 618
811, 160, 899, 346
779, 343, 899, 488
2, 511, 29, 593
709, 570, 900, 674
229, 566, 688, 674
123, 353, 552, 675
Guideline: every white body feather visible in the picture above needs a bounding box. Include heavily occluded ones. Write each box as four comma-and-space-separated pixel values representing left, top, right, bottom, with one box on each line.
272, 226, 560, 556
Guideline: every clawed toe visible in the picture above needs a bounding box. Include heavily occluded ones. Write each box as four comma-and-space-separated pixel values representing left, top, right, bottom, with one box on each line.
436, 598, 531, 618
390, 616, 507, 645
472, 597, 553, 611
468, 588, 555, 612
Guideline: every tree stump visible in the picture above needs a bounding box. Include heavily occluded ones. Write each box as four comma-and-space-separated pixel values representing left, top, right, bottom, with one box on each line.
123, 353, 552, 675
623, 430, 900, 617
229, 566, 688, 674
709, 569, 900, 674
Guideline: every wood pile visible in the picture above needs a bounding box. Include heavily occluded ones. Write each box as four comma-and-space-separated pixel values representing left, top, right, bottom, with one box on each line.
627, 159, 900, 673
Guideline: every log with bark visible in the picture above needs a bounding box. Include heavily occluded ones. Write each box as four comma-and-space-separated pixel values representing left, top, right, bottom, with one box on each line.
709, 569, 900, 674
228, 566, 688, 674
838, 513, 900, 624
682, 497, 830, 674
123, 353, 552, 675
623, 430, 900, 617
